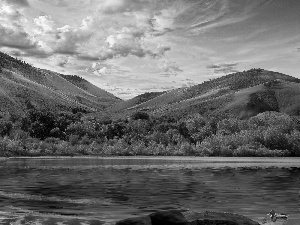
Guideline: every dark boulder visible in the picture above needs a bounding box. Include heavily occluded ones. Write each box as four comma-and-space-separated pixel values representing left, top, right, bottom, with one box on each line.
116, 216, 152, 225
183, 211, 260, 225
115, 210, 260, 225
149, 210, 188, 225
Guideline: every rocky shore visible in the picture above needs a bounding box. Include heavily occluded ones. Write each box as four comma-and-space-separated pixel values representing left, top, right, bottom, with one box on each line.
116, 210, 261, 225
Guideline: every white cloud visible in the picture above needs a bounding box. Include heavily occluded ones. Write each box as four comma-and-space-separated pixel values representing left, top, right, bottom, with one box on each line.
93, 67, 109, 76
80, 16, 94, 30
1, 1, 172, 65
101, 0, 125, 11
159, 59, 183, 76
57, 25, 71, 33
34, 15, 55, 34
0, 2, 38, 50
151, 9, 175, 34
31, 15, 94, 55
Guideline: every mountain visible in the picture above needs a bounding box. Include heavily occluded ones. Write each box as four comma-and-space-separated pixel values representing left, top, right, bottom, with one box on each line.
0, 51, 121, 115
106, 69, 300, 119
2, 50, 299, 120
59, 74, 120, 100
109, 91, 165, 112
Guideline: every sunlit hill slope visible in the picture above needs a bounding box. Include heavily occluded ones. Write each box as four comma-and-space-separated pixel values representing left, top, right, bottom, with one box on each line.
108, 69, 300, 119
0, 52, 121, 115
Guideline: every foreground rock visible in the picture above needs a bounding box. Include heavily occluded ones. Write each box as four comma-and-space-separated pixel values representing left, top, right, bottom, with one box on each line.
116, 210, 260, 225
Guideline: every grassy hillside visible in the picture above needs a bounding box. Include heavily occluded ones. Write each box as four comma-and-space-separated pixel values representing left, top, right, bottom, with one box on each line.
0, 51, 121, 115
109, 91, 165, 112
59, 74, 120, 101
107, 69, 300, 119
1, 62, 300, 157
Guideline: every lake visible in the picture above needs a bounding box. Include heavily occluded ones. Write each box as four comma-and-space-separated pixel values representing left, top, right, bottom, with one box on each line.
0, 157, 299, 225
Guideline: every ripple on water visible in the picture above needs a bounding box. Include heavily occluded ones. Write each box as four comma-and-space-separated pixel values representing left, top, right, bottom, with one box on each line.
0, 190, 112, 206
0, 206, 108, 225
0, 157, 299, 224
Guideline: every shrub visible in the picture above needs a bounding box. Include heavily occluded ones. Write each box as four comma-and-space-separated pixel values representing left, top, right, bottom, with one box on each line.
130, 141, 147, 155
145, 141, 166, 156
178, 142, 196, 156
198, 134, 234, 156
0, 119, 13, 136
248, 111, 294, 129
233, 144, 290, 157
263, 127, 289, 150
0, 137, 26, 156
69, 134, 80, 146
193, 142, 213, 156
286, 130, 300, 156
80, 135, 92, 145
217, 118, 246, 135
10, 129, 29, 141
131, 111, 150, 120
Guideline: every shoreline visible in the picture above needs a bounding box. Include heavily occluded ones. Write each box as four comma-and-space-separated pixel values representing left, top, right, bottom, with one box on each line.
2, 156, 300, 162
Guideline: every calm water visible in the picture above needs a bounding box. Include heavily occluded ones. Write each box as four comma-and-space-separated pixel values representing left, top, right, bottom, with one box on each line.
0, 157, 299, 225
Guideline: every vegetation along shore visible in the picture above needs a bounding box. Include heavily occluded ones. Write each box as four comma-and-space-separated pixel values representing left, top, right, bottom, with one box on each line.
1, 52, 300, 157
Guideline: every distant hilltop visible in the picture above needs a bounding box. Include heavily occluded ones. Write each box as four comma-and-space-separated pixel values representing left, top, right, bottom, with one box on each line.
0, 51, 122, 115
1, 50, 300, 121
107, 68, 300, 120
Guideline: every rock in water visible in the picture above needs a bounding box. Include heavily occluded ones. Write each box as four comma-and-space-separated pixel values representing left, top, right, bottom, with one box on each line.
183, 211, 260, 225
116, 216, 152, 225
149, 210, 188, 225
115, 210, 260, 225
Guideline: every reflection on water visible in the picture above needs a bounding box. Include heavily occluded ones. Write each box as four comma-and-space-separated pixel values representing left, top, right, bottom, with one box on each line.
0, 157, 299, 225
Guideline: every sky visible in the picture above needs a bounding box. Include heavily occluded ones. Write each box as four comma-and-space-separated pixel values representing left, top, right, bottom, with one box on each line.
1, 0, 300, 99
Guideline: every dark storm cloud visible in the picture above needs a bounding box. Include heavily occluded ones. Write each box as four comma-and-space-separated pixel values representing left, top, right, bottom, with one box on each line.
0, 26, 36, 50
4, 0, 30, 7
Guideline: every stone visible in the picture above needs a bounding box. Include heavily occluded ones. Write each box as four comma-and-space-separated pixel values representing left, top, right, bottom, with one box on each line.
115, 210, 262, 225
115, 216, 152, 225
182, 211, 260, 225
149, 210, 188, 225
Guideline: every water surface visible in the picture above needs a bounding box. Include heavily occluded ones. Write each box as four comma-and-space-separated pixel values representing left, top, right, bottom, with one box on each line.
0, 157, 299, 224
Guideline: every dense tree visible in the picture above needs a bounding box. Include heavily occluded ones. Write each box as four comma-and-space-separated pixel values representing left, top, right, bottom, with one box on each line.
0, 119, 13, 137
131, 111, 150, 120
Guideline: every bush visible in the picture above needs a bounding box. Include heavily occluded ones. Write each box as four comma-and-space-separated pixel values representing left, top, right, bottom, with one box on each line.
248, 111, 294, 130
286, 131, 300, 156
69, 134, 80, 146
10, 129, 29, 140
178, 142, 196, 156
0, 119, 13, 136
217, 118, 245, 135
131, 111, 150, 120
0, 137, 26, 156
80, 135, 92, 145
263, 127, 289, 150
198, 134, 234, 156
233, 144, 290, 157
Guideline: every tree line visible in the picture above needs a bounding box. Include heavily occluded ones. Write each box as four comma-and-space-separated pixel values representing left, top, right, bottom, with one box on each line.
0, 108, 299, 157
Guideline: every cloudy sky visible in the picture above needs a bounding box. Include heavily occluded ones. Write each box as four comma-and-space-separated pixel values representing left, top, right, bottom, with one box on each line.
1, 0, 300, 99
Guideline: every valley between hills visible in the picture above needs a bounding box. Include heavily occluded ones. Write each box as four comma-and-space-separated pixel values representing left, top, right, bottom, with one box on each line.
0, 51, 300, 157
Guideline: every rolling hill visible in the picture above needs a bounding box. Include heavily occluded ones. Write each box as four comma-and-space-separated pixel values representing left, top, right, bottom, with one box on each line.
108, 91, 165, 112
106, 69, 300, 119
0, 51, 122, 115
1, 50, 299, 120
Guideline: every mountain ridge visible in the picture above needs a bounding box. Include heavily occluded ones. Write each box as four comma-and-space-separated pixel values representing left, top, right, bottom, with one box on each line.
0, 51, 122, 115
107, 68, 300, 119
1, 50, 300, 120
